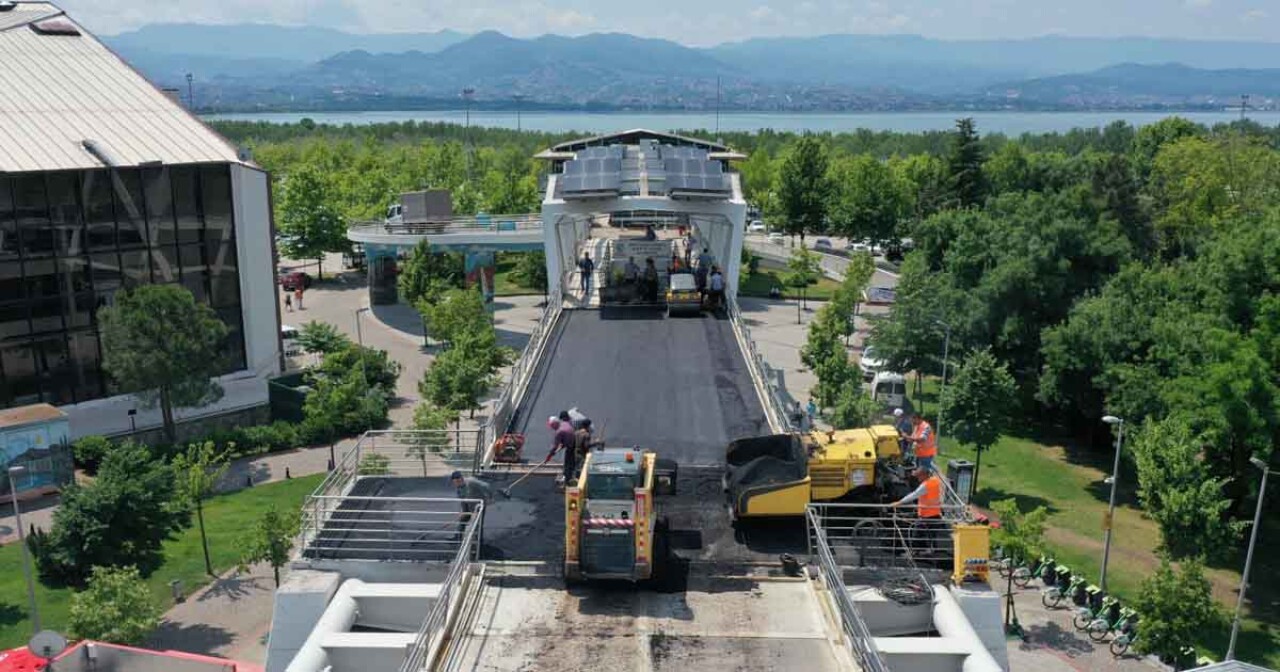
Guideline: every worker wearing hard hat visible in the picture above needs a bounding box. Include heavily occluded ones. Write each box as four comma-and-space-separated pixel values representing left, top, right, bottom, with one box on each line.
892, 408, 913, 458
904, 412, 938, 474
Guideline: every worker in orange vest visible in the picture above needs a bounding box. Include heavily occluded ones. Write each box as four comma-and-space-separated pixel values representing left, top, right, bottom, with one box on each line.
891, 467, 944, 520
905, 412, 937, 474
891, 467, 946, 554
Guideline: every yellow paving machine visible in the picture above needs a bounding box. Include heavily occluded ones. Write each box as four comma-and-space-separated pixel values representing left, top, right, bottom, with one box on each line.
725, 425, 911, 518
565, 447, 677, 582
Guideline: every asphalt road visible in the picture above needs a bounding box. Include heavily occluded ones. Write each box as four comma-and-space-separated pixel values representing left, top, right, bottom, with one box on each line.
513, 307, 770, 467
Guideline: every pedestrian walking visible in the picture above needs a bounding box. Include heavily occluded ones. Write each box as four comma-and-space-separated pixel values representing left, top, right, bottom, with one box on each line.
806, 398, 818, 427
707, 266, 725, 309
578, 252, 595, 295
449, 470, 493, 541
294, 287, 304, 310
284, 292, 293, 312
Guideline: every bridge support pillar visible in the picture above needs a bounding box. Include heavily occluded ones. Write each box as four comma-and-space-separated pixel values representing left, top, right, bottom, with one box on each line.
466, 250, 497, 303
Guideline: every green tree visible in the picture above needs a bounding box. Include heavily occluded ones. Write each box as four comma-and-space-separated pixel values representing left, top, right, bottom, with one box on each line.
1130, 418, 1244, 560
783, 246, 822, 308
38, 443, 188, 586
423, 288, 491, 346
68, 565, 159, 645
990, 498, 1048, 563
296, 321, 352, 356
1132, 115, 1203, 178
398, 239, 464, 307
278, 164, 348, 279
317, 343, 402, 395
939, 349, 1017, 497
829, 384, 879, 429
419, 335, 499, 418
828, 155, 910, 246
510, 251, 548, 291
801, 302, 858, 409
98, 285, 229, 445
72, 435, 112, 474
240, 506, 301, 587
172, 441, 230, 576
778, 135, 831, 243
481, 147, 539, 213
1132, 556, 1222, 663
303, 368, 391, 441
947, 118, 987, 208
408, 402, 457, 474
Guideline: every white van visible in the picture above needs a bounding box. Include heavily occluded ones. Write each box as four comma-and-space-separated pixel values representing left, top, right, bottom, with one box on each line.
870, 371, 907, 409
281, 325, 301, 357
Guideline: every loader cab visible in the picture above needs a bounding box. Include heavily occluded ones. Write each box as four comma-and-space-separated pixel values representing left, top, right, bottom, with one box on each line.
565, 448, 676, 582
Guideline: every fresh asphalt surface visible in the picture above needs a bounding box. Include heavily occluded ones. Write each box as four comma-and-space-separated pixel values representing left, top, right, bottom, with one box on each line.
512, 307, 770, 467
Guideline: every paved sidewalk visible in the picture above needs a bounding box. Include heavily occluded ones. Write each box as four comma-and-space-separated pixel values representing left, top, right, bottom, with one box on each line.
147, 561, 280, 664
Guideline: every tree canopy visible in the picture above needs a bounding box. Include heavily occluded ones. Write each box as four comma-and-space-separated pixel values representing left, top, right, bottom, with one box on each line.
98, 285, 229, 445
68, 565, 160, 645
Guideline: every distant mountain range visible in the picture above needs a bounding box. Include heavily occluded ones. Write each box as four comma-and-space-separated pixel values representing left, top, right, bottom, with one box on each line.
101, 25, 1280, 111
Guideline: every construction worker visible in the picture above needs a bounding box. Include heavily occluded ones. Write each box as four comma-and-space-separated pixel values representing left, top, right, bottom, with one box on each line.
450, 470, 492, 540
892, 408, 913, 460
890, 467, 946, 554
572, 418, 598, 485
905, 412, 937, 473
548, 413, 577, 482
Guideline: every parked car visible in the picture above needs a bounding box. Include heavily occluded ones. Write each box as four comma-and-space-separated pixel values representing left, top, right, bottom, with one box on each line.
849, 240, 873, 254
814, 238, 834, 251
870, 371, 908, 409
860, 345, 886, 380
747, 220, 767, 233
279, 271, 312, 292
281, 325, 301, 356
767, 232, 785, 245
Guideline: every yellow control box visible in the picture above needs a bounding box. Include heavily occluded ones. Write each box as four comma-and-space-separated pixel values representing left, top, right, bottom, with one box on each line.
952, 523, 991, 584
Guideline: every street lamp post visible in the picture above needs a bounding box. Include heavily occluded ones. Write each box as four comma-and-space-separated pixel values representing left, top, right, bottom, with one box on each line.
1099, 415, 1125, 592
1227, 456, 1273, 660
355, 307, 370, 386
8, 466, 40, 632
934, 320, 952, 441
514, 93, 525, 133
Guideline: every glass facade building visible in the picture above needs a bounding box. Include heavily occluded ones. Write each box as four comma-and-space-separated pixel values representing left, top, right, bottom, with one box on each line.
0, 165, 247, 409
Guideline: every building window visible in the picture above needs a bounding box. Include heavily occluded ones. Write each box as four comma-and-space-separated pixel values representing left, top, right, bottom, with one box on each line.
0, 165, 247, 409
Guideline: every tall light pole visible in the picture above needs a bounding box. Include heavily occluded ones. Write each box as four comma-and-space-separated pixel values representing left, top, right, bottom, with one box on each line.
1227, 456, 1273, 660
513, 93, 525, 133
185, 73, 194, 111
462, 87, 476, 179
934, 319, 952, 441
1099, 415, 1125, 592
8, 465, 40, 632
355, 307, 370, 386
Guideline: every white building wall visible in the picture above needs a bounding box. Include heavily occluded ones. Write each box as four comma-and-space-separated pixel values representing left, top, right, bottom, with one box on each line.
59, 164, 281, 440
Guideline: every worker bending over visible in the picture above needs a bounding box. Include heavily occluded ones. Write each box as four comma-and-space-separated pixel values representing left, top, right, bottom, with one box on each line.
547, 414, 577, 483
890, 467, 946, 553
450, 470, 493, 540
904, 412, 937, 473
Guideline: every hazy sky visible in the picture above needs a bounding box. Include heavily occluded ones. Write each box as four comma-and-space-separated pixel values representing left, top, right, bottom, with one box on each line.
65, 0, 1279, 44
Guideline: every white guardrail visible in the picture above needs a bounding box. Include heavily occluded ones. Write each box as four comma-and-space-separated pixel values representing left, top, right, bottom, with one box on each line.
478, 293, 563, 468
727, 297, 794, 434
806, 506, 893, 672
397, 507, 484, 672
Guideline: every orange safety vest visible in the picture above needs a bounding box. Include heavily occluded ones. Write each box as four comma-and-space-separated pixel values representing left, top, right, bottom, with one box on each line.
913, 420, 938, 458
918, 475, 943, 519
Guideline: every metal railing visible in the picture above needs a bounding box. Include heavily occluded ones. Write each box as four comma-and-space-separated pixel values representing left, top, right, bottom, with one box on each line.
479, 294, 563, 468
806, 506, 892, 672
727, 297, 793, 433
398, 505, 484, 672
302, 495, 483, 563
300, 430, 486, 548
349, 213, 543, 237
806, 502, 968, 572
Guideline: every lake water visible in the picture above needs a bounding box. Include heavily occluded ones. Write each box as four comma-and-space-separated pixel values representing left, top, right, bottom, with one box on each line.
204, 109, 1280, 135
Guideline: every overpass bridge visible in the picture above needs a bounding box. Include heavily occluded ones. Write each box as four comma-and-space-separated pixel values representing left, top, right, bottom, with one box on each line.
273, 130, 1002, 672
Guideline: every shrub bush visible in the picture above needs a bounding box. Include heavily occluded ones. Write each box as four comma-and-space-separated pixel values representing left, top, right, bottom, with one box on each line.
72, 435, 113, 474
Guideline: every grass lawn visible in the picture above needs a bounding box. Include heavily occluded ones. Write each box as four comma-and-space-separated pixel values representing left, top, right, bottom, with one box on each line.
0, 474, 323, 649
739, 260, 842, 301
901, 379, 1278, 667
493, 254, 545, 297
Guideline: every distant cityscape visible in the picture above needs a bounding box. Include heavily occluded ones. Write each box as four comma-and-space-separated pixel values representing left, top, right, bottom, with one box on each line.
104, 26, 1280, 114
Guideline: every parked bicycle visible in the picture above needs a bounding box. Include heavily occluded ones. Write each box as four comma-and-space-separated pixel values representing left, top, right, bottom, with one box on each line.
1016, 555, 1055, 589
1092, 604, 1137, 643
1110, 620, 1138, 657
1072, 585, 1107, 629
1042, 570, 1086, 609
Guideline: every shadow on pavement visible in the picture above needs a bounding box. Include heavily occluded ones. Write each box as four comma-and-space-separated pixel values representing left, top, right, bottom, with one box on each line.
197, 573, 269, 604
1020, 620, 1096, 657
147, 621, 235, 656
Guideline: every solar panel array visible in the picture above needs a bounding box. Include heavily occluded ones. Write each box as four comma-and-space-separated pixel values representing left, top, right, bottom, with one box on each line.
556, 142, 730, 199
559, 151, 623, 197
